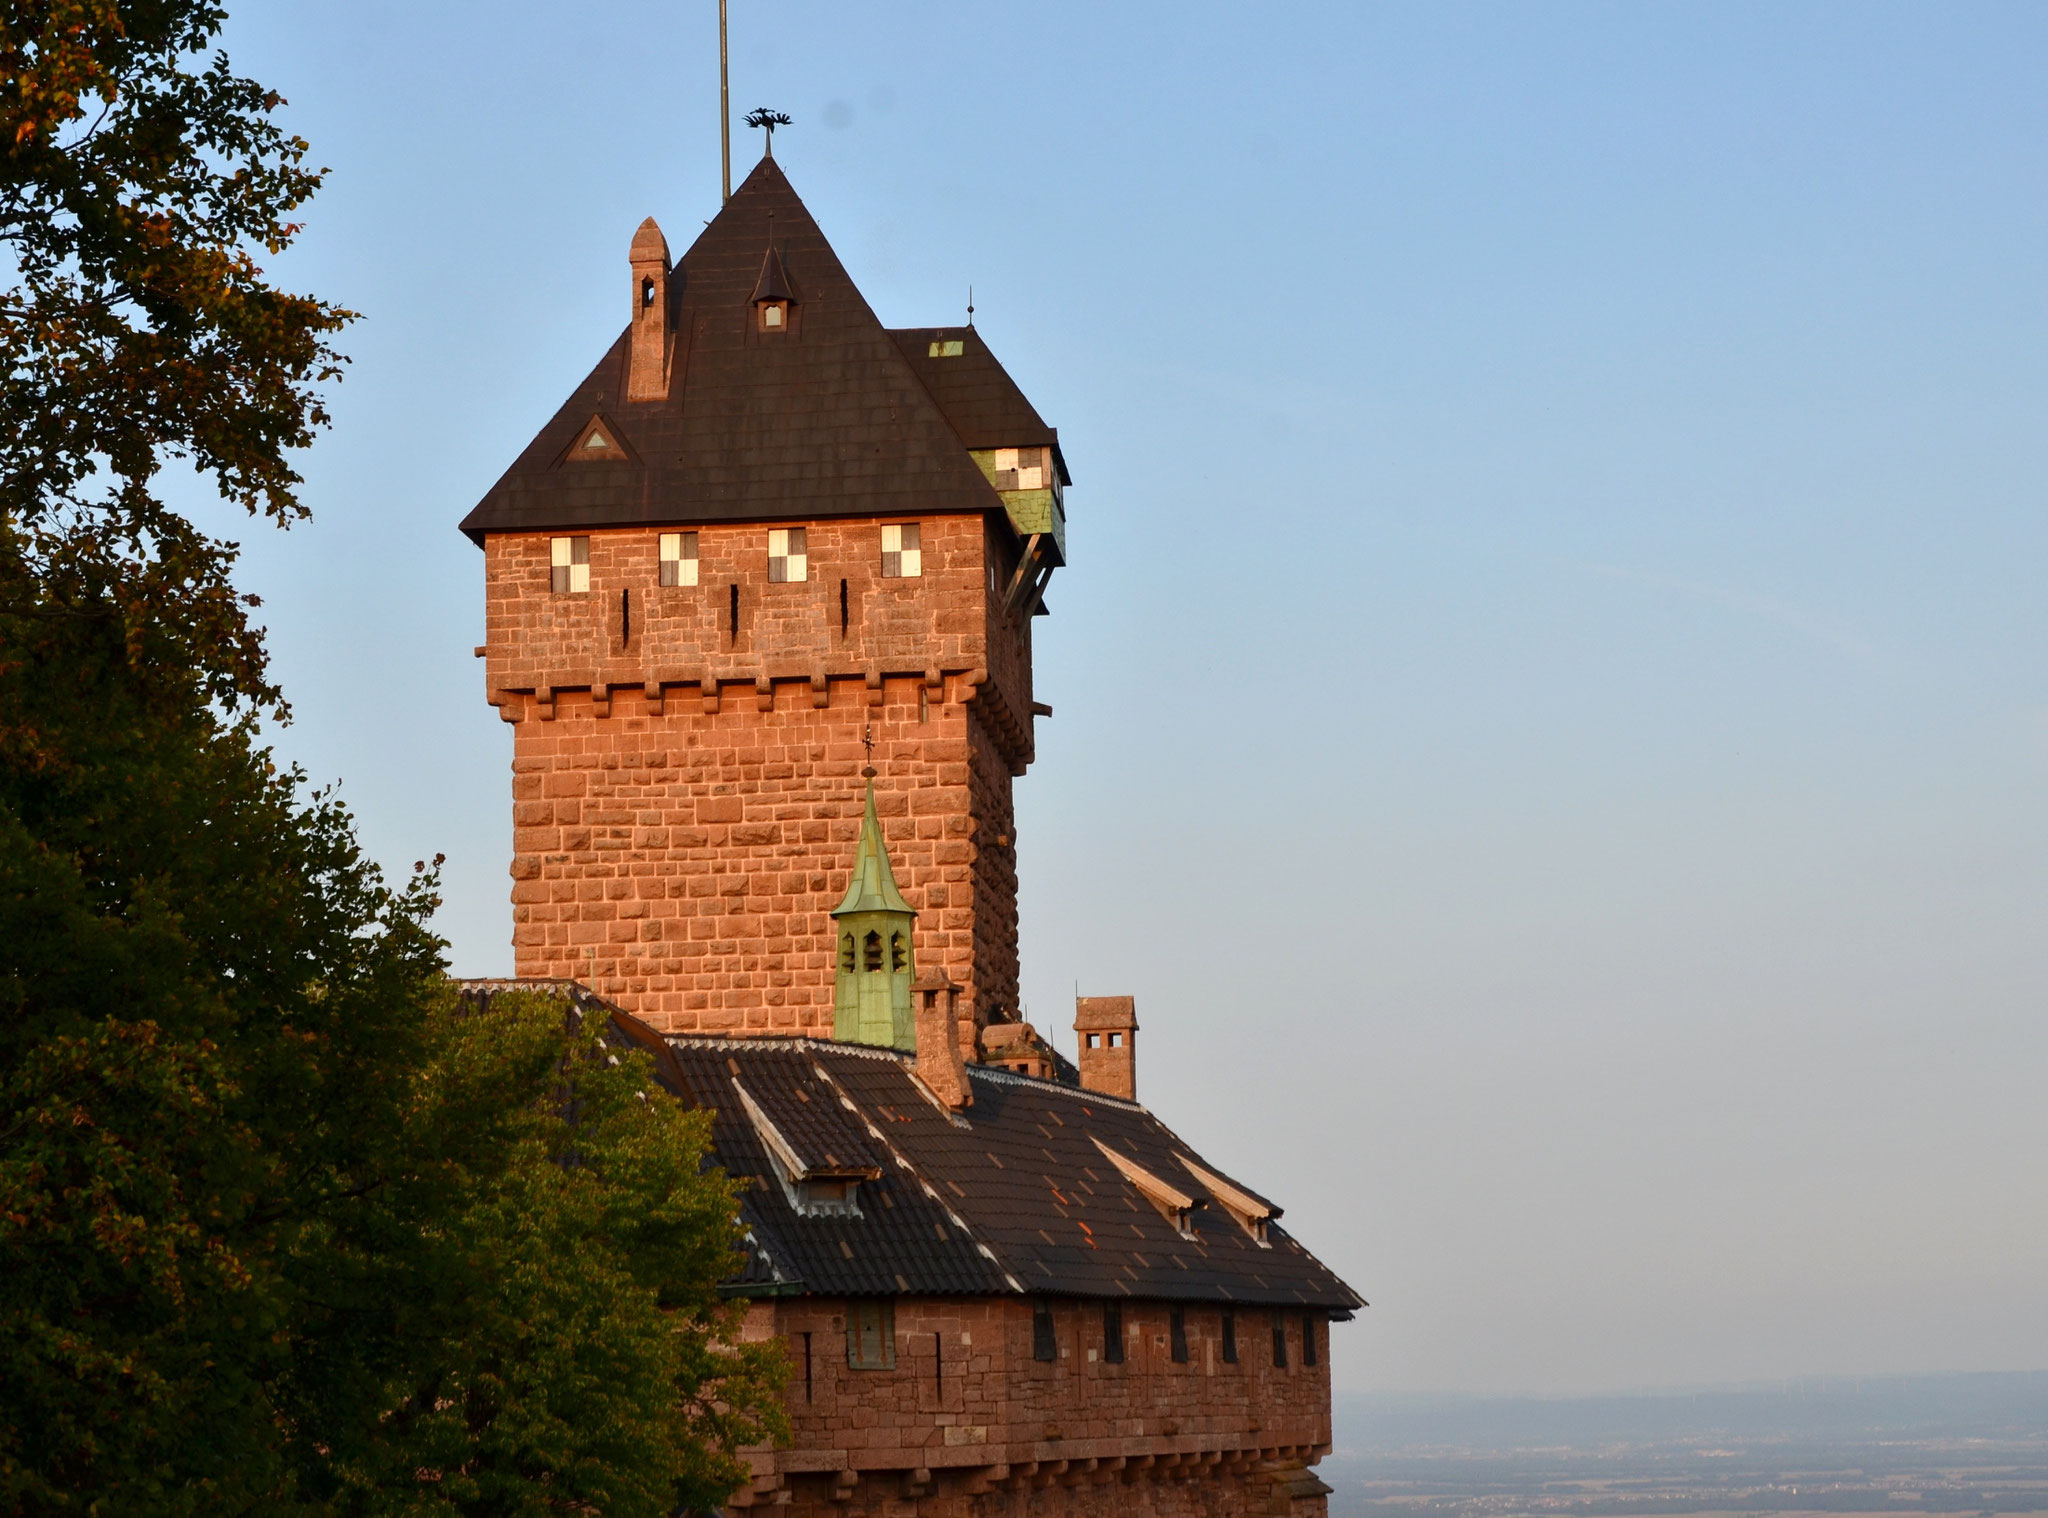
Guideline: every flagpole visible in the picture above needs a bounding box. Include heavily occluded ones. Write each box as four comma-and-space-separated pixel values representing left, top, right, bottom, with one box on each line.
719, 0, 731, 202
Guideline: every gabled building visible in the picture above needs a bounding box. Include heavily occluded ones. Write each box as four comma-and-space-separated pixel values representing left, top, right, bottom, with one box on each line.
461, 155, 1363, 1518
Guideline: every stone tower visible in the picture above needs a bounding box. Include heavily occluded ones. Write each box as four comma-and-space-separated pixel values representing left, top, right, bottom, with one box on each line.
461, 157, 1067, 1040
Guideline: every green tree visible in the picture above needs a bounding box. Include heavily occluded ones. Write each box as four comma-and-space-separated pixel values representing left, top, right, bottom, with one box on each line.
0, 5, 786, 1512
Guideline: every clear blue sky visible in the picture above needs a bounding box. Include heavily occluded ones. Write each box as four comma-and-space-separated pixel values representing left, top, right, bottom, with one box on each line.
198, 1, 2048, 1396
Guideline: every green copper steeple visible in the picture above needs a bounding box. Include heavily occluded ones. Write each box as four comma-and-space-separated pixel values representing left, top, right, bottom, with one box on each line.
831, 775, 917, 1050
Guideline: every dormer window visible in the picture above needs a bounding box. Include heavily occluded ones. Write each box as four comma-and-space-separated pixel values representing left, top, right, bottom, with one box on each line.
731, 1078, 879, 1219
550, 536, 589, 594
1178, 1153, 1277, 1248
1092, 1136, 1202, 1241
751, 243, 796, 334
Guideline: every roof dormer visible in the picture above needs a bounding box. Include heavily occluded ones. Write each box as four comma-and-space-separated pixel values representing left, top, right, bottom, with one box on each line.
1091, 1136, 1202, 1241
751, 239, 796, 334
1178, 1154, 1279, 1247
732, 1078, 880, 1218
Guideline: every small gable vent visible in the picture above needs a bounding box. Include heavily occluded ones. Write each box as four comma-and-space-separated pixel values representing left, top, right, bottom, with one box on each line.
568, 415, 628, 463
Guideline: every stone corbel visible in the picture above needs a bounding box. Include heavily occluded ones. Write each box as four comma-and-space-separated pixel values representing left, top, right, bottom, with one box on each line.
810, 672, 829, 709
592, 682, 611, 718
700, 676, 719, 715
535, 685, 556, 722
755, 675, 773, 712
491, 690, 522, 724
864, 667, 884, 707
644, 680, 664, 716
827, 1469, 858, 1504
962, 1465, 1008, 1496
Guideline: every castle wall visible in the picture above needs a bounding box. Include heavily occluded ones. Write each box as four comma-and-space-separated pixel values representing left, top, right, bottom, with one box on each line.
732, 1298, 1333, 1518
484, 517, 1032, 1034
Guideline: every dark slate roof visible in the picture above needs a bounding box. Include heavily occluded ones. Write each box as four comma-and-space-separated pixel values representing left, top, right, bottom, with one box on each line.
458, 158, 1052, 542
887, 327, 1073, 485
656, 1033, 1364, 1314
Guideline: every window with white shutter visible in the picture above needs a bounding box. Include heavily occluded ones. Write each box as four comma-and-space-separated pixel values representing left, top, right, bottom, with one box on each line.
993, 447, 1047, 491
550, 536, 589, 594
767, 528, 807, 583
880, 523, 921, 578
658, 531, 698, 587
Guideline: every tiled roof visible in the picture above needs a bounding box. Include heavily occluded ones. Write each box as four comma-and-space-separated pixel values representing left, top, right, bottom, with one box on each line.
657, 1033, 1364, 1314
458, 158, 1054, 542
887, 326, 1072, 484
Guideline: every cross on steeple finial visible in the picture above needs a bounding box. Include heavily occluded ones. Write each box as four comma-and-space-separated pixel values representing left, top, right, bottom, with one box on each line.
745, 107, 791, 158
862, 723, 875, 777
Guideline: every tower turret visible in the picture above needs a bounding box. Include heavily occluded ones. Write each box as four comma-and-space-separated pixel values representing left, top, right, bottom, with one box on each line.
832, 774, 917, 1051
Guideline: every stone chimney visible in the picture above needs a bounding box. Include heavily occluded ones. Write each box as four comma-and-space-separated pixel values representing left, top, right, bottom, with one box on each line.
913, 972, 971, 1111
1075, 996, 1138, 1101
626, 217, 672, 402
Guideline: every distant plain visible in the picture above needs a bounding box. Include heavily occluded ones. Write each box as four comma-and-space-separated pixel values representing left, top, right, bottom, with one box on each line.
1326, 1374, 2048, 1518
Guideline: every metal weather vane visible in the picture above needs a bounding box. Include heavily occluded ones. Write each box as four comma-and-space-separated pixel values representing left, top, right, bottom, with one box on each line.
745, 107, 792, 157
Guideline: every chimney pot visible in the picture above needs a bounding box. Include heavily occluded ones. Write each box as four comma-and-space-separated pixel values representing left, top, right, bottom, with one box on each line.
627, 217, 672, 403
913, 972, 971, 1110
1074, 995, 1139, 1102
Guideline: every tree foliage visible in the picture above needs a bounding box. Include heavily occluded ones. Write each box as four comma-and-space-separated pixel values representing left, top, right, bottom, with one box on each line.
1, 0, 351, 709
0, 5, 787, 1512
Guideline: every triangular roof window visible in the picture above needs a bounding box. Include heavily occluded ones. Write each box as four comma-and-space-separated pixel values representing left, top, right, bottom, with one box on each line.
566, 415, 628, 463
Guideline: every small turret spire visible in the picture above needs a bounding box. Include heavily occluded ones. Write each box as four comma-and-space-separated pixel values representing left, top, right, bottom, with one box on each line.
831, 777, 918, 1050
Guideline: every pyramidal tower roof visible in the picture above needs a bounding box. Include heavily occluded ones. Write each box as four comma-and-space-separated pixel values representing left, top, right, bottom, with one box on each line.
460, 157, 1022, 541
831, 780, 914, 918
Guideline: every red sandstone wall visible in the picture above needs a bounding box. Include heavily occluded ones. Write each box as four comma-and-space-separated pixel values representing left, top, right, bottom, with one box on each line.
482, 516, 1033, 1034
734, 1298, 1333, 1518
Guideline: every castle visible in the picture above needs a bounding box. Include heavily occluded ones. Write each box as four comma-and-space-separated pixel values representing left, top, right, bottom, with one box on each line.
463, 156, 1361, 1518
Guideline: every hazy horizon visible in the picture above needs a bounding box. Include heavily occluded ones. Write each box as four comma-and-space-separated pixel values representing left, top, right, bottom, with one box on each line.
193, 1, 2048, 1396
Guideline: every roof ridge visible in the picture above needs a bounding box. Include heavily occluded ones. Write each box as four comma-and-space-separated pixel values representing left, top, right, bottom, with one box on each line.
967, 1061, 1147, 1114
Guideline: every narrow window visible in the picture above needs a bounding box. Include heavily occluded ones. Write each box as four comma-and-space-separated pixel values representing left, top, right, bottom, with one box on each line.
728, 582, 739, 642
1103, 1303, 1124, 1364
550, 535, 590, 594
1302, 1312, 1319, 1367
802, 1331, 814, 1401
881, 522, 922, 578
889, 932, 908, 973
839, 934, 855, 973
1169, 1307, 1188, 1364
620, 587, 630, 645
658, 531, 698, 587
839, 577, 849, 636
863, 930, 882, 972
847, 1299, 895, 1370
768, 527, 807, 583
1109, 1032, 1123, 1048
1272, 1313, 1288, 1368
1032, 1302, 1057, 1363
1222, 1308, 1238, 1364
